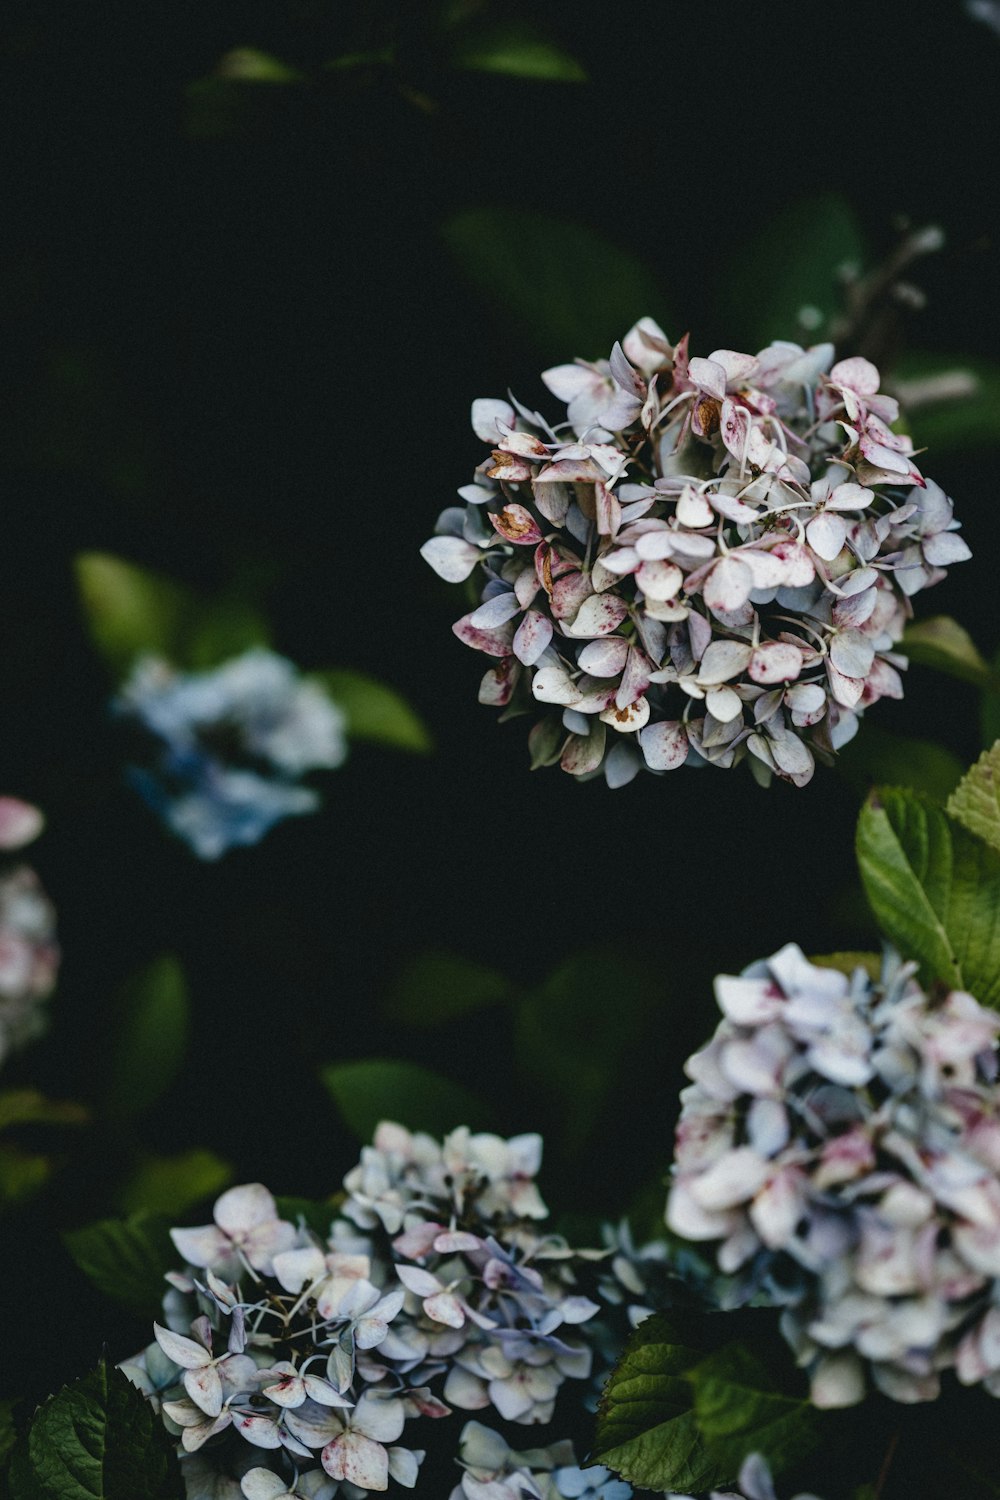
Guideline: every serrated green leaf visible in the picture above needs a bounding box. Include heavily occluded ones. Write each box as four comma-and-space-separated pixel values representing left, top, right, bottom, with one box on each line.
720, 194, 866, 348
891, 353, 1000, 452
591, 1314, 719, 1493
686, 1341, 820, 1477
947, 742, 1000, 855
6, 1440, 47, 1500
115, 1148, 232, 1218
443, 208, 669, 363
24, 1357, 182, 1499
451, 25, 586, 81
809, 952, 882, 981
384, 951, 514, 1026
104, 955, 189, 1120
320, 1058, 497, 1141
63, 1213, 174, 1317
314, 670, 431, 753
901, 616, 993, 688
74, 554, 194, 676
837, 724, 964, 802
856, 788, 1000, 1004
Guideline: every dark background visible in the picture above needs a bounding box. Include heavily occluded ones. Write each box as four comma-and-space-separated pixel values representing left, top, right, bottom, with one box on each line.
0, 0, 998, 1410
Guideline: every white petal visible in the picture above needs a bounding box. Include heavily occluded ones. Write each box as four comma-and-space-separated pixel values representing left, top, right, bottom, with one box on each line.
688, 356, 728, 400
512, 610, 553, 666
577, 637, 629, 677
566, 594, 629, 637
531, 666, 580, 705
469, 593, 521, 629
214, 1184, 280, 1236
638, 720, 688, 770
323, 1432, 389, 1491
354, 1394, 406, 1444
637, 559, 683, 602
698, 639, 752, 685
153, 1324, 212, 1370
749, 643, 803, 684
420, 536, 481, 583
705, 685, 742, 722
600, 696, 650, 733
387, 1447, 422, 1489
241, 1471, 289, 1500
830, 630, 875, 680
806, 511, 848, 562
471, 398, 516, 443
272, 1246, 326, 1295
704, 555, 753, 616
396, 1264, 442, 1297
170, 1226, 230, 1269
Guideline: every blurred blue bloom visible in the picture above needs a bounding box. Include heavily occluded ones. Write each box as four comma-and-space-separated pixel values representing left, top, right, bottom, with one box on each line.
117, 649, 347, 859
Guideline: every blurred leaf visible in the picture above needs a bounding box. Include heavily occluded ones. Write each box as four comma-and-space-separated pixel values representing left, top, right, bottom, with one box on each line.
837, 724, 964, 802
105, 955, 189, 1120
984, 646, 1000, 749
63, 1213, 174, 1317
385, 951, 514, 1026
443, 208, 669, 362
721, 195, 866, 349
0, 1091, 88, 1131
901, 615, 993, 688
7, 1440, 51, 1499
451, 24, 586, 81
115, 1149, 232, 1218
276, 1196, 341, 1239
515, 952, 656, 1157
315, 670, 431, 753
75, 554, 193, 677
217, 48, 303, 83
0, 1145, 52, 1205
856, 787, 1000, 1004
321, 1058, 496, 1141
15, 1357, 182, 1500
184, 597, 271, 669
685, 1342, 820, 1478
0, 1402, 16, 1465
947, 742, 1000, 855
809, 952, 882, 981
891, 353, 1000, 451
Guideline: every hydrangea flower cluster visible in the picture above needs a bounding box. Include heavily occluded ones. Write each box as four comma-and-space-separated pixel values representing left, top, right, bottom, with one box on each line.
0, 797, 59, 1067
124, 1124, 669, 1499
422, 321, 970, 786
666, 944, 1000, 1407
116, 648, 347, 859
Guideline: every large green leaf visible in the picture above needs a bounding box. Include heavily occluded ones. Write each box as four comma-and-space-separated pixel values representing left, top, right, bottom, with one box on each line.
321, 1058, 497, 1141
104, 955, 189, 1120
720, 194, 866, 349
314, 670, 431, 753
15, 1358, 182, 1500
947, 742, 1000, 855
901, 616, 993, 688
450, 24, 586, 81
63, 1213, 174, 1317
592, 1314, 719, 1493
856, 788, 1000, 1004
891, 353, 1000, 452
385, 951, 514, 1027
443, 208, 670, 362
686, 1342, 820, 1477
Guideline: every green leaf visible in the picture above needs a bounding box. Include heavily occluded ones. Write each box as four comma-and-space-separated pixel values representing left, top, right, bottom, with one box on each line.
0, 1401, 17, 1465
74, 554, 194, 676
809, 952, 882, 982
720, 194, 866, 349
686, 1342, 820, 1478
0, 1146, 52, 1206
891, 353, 1000, 452
384, 952, 514, 1026
320, 1058, 497, 1141
983, 646, 1000, 750
21, 1357, 182, 1499
217, 48, 303, 83
515, 952, 657, 1157
837, 724, 964, 802
592, 1314, 719, 1493
856, 788, 1000, 1004
947, 742, 1000, 855
6, 1441, 47, 1500
901, 616, 993, 688
115, 1148, 233, 1218
451, 25, 586, 81
443, 208, 669, 362
104, 955, 189, 1120
314, 670, 431, 753
184, 597, 271, 670
0, 1090, 88, 1131
63, 1213, 174, 1317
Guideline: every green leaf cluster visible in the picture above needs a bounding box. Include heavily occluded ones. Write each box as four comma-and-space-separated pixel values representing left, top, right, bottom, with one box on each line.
63, 1214, 175, 1318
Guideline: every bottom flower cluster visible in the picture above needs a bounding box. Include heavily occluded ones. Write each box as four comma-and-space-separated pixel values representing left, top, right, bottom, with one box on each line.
123, 1124, 671, 1498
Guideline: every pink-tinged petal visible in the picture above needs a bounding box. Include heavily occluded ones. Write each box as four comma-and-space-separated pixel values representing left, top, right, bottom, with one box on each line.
536, 457, 603, 482
183, 1363, 224, 1418
616, 645, 653, 709
688, 356, 728, 401
709, 348, 758, 385
698, 640, 752, 685
748, 1167, 807, 1249
498, 429, 548, 460
769, 540, 815, 587
470, 593, 521, 630
471, 398, 515, 443
485, 453, 533, 483
827, 663, 865, 709
513, 610, 553, 667
263, 1373, 305, 1408
688, 1146, 770, 1210
828, 481, 874, 510
633, 529, 677, 562
324, 1432, 389, 1491
180, 1410, 233, 1452
806, 511, 848, 562
594, 481, 622, 537
170, 1225, 230, 1269
830, 630, 875, 680
487, 505, 542, 545
153, 1323, 212, 1370
833, 587, 877, 629
715, 975, 782, 1025
600, 696, 650, 733
424, 1291, 467, 1328
532, 479, 570, 526
560, 726, 606, 775
665, 1181, 738, 1241
749, 643, 803, 684
433, 1230, 483, 1253
420, 536, 481, 583
396, 1265, 441, 1297
272, 1245, 327, 1295
831, 356, 880, 397
479, 658, 520, 706
233, 1413, 284, 1450
567, 594, 629, 637
214, 1183, 280, 1236
392, 1223, 442, 1258
549, 571, 593, 621
639, 720, 689, 770
705, 685, 742, 723
786, 682, 827, 726
532, 666, 580, 706
452, 614, 515, 657
704, 555, 753, 615
0, 799, 43, 850
577, 637, 629, 677
541, 363, 600, 402
513, 566, 539, 609
637, 559, 683, 602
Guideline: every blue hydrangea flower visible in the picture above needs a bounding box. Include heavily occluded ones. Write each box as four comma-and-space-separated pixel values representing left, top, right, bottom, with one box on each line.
117, 649, 347, 859
552, 1465, 632, 1500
